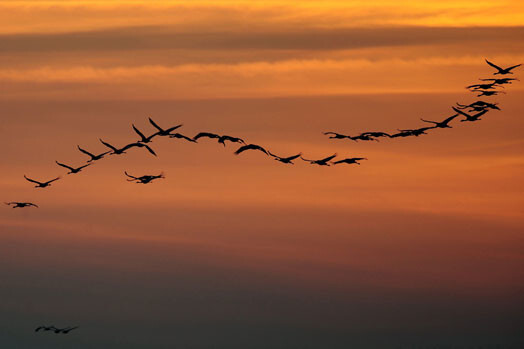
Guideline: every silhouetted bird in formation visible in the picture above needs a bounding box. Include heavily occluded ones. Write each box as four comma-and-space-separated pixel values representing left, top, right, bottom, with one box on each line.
35, 326, 56, 332
148, 117, 182, 136
485, 59, 522, 75
193, 132, 245, 146
467, 82, 500, 90
132, 124, 156, 143
332, 157, 367, 165
301, 153, 337, 166
394, 127, 433, 137
452, 107, 488, 122
234, 144, 269, 155
323, 132, 349, 139
350, 133, 380, 142
475, 90, 505, 97
169, 133, 197, 142
480, 77, 518, 85
77, 145, 110, 162
24, 175, 60, 188
55, 161, 91, 174
125, 171, 164, 184
359, 131, 392, 139
268, 152, 302, 164
420, 114, 458, 128
5, 202, 38, 208
100, 139, 157, 156
456, 101, 500, 111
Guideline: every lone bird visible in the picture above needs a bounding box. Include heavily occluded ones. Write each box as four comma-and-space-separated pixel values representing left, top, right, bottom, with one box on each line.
55, 161, 91, 174
485, 59, 521, 75
452, 107, 488, 122
301, 154, 337, 166
132, 124, 157, 143
268, 152, 302, 164
77, 145, 110, 162
124, 171, 164, 184
234, 144, 269, 156
24, 175, 60, 188
420, 114, 458, 128
149, 117, 182, 136
100, 139, 157, 156
5, 202, 38, 208
332, 157, 367, 165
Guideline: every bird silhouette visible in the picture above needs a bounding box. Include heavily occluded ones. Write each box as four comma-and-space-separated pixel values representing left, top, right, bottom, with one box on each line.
35, 326, 56, 332
218, 135, 245, 146
24, 175, 60, 188
124, 171, 164, 184
476, 90, 505, 97
332, 157, 367, 165
169, 133, 197, 142
234, 144, 269, 156
466, 82, 499, 90
132, 124, 157, 143
55, 161, 91, 174
485, 59, 521, 75
268, 152, 302, 164
5, 202, 38, 208
100, 139, 156, 156
480, 77, 519, 85
452, 107, 488, 122
149, 117, 182, 136
193, 132, 220, 141
456, 101, 500, 111
323, 132, 349, 139
395, 127, 433, 137
350, 134, 379, 142
77, 146, 110, 162
301, 153, 337, 166
420, 114, 458, 128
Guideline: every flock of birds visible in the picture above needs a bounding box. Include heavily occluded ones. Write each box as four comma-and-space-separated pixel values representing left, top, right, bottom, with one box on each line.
2, 59, 521, 335
5, 59, 521, 216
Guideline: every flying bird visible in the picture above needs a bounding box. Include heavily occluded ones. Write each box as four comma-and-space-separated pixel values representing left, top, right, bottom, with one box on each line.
485, 59, 521, 75
132, 124, 157, 143
268, 152, 302, 164
77, 146, 110, 162
360, 131, 392, 139
218, 135, 245, 146
169, 133, 197, 142
5, 202, 38, 208
456, 101, 500, 111
35, 326, 56, 332
475, 90, 505, 97
323, 132, 349, 139
193, 132, 220, 141
24, 175, 60, 188
479, 77, 519, 85
466, 82, 499, 90
234, 144, 269, 156
420, 114, 458, 128
55, 161, 91, 174
332, 157, 367, 165
301, 153, 337, 166
124, 171, 165, 184
395, 127, 434, 137
54, 326, 79, 334
149, 117, 182, 136
452, 107, 488, 122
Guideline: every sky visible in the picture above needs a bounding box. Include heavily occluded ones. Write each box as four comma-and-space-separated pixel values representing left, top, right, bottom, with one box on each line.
0, 1, 523, 348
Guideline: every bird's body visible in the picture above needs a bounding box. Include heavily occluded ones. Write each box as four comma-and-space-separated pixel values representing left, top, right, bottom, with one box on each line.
55, 161, 91, 174
268, 152, 302, 164
332, 157, 367, 165
149, 117, 182, 136
24, 175, 60, 188
6, 202, 38, 208
77, 146, 109, 162
420, 114, 458, 128
485, 59, 521, 75
234, 144, 269, 156
301, 154, 337, 166
124, 171, 164, 184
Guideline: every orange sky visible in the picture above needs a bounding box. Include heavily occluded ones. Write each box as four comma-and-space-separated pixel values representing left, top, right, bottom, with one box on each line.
0, 1, 523, 348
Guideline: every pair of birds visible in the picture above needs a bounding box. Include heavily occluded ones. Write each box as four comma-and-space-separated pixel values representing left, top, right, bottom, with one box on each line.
35, 326, 78, 334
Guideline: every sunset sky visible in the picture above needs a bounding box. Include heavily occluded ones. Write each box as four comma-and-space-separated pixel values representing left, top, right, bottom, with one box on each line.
1, 1, 523, 348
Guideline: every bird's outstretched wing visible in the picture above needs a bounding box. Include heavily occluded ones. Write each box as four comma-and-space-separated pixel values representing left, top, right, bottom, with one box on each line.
55, 161, 74, 171
77, 145, 95, 157
124, 171, 139, 180
77, 163, 92, 171
148, 117, 164, 132
321, 153, 337, 162
442, 114, 458, 124
506, 63, 522, 71
29, 203, 39, 208
132, 124, 147, 141
234, 144, 268, 155
452, 106, 471, 118
45, 177, 61, 184
24, 175, 41, 185
300, 156, 314, 162
285, 153, 302, 161
194, 132, 220, 140
485, 59, 503, 72
170, 133, 196, 142
99, 139, 117, 151
165, 124, 183, 133
143, 144, 157, 156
